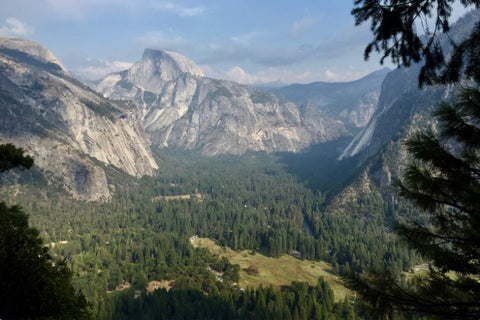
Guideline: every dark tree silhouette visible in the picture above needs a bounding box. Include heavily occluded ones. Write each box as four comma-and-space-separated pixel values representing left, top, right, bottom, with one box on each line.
352, 0, 480, 85
0, 143, 33, 172
0, 144, 91, 319
349, 1, 480, 318
0, 203, 91, 319
349, 88, 480, 318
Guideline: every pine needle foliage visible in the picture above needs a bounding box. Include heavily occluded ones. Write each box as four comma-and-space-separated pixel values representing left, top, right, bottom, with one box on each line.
349, 2, 480, 318
0, 144, 91, 319
0, 143, 33, 172
349, 87, 480, 319
352, 0, 480, 85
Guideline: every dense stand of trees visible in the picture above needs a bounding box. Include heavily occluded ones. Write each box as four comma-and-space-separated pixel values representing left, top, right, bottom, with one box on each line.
103, 278, 355, 320
2, 150, 422, 317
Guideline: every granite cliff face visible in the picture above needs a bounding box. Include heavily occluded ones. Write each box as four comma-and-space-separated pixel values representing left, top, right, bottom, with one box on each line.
330, 65, 453, 214
0, 37, 158, 200
97, 49, 347, 155
329, 10, 480, 214
336, 8, 480, 162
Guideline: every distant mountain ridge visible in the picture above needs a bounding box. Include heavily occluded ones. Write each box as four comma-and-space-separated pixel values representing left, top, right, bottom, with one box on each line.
272, 68, 390, 130
0, 37, 391, 200
0, 37, 158, 201
96, 49, 349, 156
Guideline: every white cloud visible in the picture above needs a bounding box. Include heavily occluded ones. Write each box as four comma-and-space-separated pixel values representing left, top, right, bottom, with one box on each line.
200, 24, 372, 69
231, 32, 258, 46
198, 64, 223, 79
323, 69, 373, 82
176, 6, 205, 17
135, 30, 190, 51
73, 60, 133, 80
226, 66, 256, 84
43, 0, 92, 19
0, 17, 34, 37
324, 70, 338, 81
224, 66, 316, 85
221, 65, 375, 85
43, 0, 205, 19
149, 2, 205, 16
289, 16, 318, 36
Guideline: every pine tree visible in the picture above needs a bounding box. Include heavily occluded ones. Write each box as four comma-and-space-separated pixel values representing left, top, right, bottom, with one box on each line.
349, 1, 480, 318
0, 144, 91, 319
0, 143, 33, 172
0, 203, 92, 319
349, 85, 480, 319
352, 0, 480, 85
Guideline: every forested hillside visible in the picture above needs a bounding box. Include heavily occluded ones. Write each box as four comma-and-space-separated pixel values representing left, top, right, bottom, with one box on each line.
1, 0, 479, 318
2, 148, 421, 318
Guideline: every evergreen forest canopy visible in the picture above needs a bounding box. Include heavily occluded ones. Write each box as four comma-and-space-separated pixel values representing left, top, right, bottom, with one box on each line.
1, 148, 422, 319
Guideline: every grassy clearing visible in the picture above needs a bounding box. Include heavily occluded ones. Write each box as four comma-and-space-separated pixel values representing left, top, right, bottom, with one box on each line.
152, 193, 203, 202
191, 237, 351, 301
147, 280, 173, 293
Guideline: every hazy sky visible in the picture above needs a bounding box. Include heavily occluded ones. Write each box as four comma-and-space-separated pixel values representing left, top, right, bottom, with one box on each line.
0, 1, 472, 84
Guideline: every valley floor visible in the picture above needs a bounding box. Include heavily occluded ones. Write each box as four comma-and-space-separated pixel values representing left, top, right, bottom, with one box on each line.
191, 237, 350, 301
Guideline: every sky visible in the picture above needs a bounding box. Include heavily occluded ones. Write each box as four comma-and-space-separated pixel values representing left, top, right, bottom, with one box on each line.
0, 1, 473, 84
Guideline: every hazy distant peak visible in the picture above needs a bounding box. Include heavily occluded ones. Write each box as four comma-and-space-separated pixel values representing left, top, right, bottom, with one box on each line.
366, 67, 391, 78
0, 37, 67, 72
141, 48, 203, 77
123, 48, 203, 92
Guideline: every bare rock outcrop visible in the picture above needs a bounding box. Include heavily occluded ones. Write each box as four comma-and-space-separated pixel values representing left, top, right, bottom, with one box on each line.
0, 37, 158, 200
97, 49, 346, 156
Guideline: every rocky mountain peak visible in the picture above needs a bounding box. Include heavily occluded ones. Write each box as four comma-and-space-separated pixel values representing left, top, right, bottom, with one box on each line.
142, 49, 204, 77
0, 38, 159, 201
125, 48, 203, 92
96, 48, 348, 156
0, 37, 67, 73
